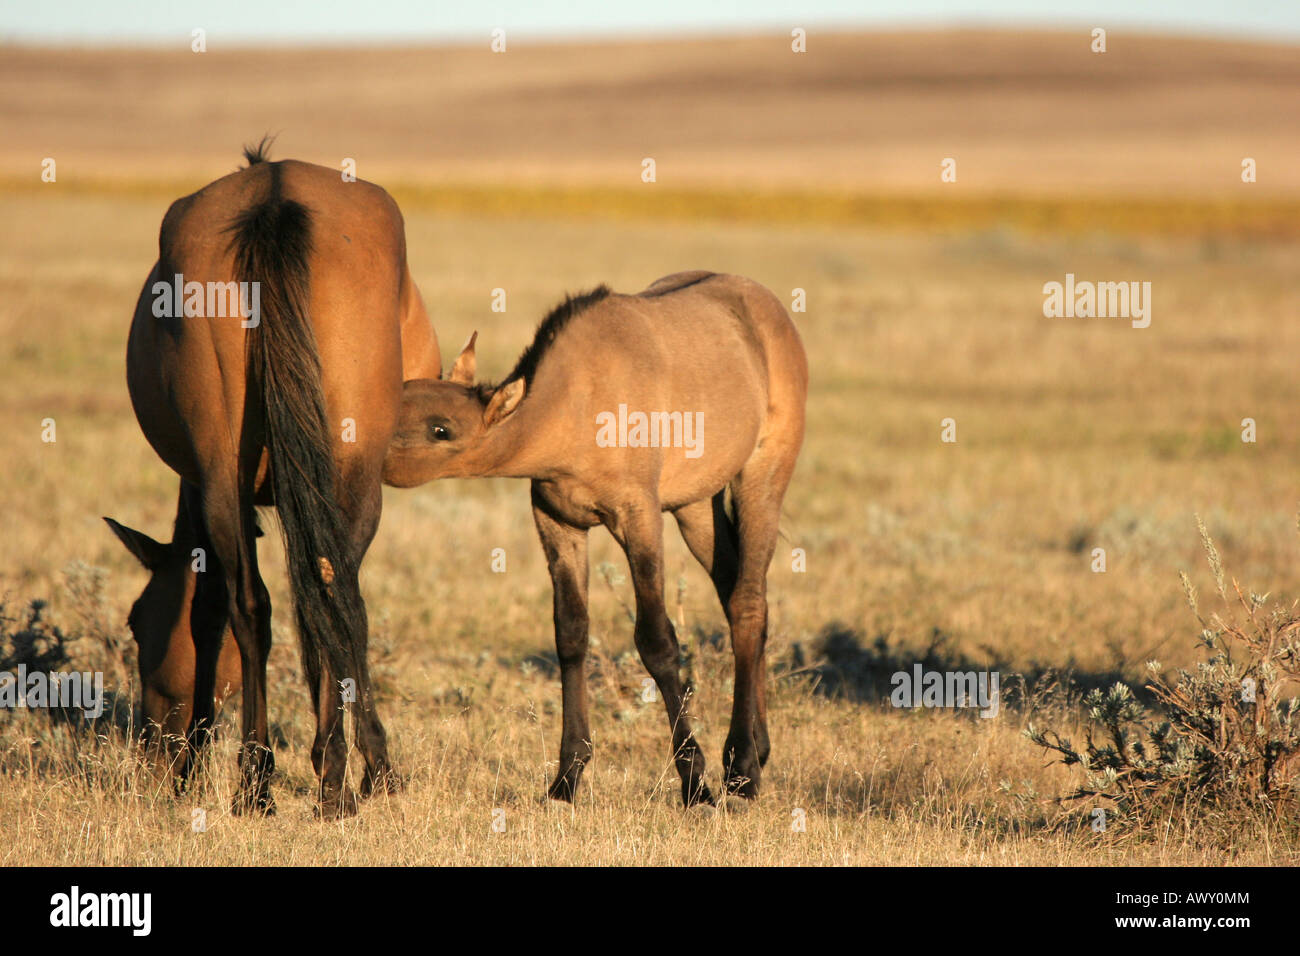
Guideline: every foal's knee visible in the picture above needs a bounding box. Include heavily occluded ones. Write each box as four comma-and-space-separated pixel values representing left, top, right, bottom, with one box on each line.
632, 615, 679, 677
554, 613, 589, 665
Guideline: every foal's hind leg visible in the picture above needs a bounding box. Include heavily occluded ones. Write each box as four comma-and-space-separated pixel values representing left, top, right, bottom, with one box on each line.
533, 489, 592, 801
676, 493, 771, 774
718, 456, 794, 799
606, 500, 714, 807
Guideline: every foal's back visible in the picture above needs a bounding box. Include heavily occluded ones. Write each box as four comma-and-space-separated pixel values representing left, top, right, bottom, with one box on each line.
528, 272, 806, 507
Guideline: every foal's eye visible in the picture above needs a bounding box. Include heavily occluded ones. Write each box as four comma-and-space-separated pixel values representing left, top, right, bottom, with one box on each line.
428, 422, 452, 441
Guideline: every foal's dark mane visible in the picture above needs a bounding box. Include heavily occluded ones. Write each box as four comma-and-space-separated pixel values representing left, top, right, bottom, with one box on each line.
478, 286, 611, 400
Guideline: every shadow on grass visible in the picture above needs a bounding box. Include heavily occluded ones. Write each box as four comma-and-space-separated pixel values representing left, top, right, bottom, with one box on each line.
515, 619, 1150, 719
777, 621, 1152, 713
0, 598, 136, 741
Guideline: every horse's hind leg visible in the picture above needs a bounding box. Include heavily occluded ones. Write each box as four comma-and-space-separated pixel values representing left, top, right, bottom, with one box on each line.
720, 452, 796, 799
606, 499, 714, 807
338, 467, 399, 800
672, 490, 740, 620
299, 639, 356, 816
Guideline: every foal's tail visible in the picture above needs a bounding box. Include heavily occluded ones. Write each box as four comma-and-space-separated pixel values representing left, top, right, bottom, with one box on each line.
227, 161, 366, 687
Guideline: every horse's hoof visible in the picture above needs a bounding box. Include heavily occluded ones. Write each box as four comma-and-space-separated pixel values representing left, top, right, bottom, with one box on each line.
231, 792, 276, 817
316, 786, 359, 819
361, 767, 403, 798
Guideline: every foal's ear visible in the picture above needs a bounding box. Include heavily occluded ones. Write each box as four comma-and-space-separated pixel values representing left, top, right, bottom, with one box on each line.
448, 331, 477, 385
483, 378, 525, 426
103, 517, 169, 570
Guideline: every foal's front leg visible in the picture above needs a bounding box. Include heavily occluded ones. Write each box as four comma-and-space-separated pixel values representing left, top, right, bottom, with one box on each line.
532, 489, 592, 801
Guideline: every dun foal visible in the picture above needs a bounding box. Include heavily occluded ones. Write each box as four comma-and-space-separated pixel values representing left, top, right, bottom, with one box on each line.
385, 272, 807, 804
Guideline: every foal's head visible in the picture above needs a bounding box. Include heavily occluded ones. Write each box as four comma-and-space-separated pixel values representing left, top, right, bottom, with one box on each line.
383, 333, 525, 487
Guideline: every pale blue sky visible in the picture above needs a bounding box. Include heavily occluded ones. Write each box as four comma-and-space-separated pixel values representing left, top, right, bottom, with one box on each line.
2, 0, 1298, 44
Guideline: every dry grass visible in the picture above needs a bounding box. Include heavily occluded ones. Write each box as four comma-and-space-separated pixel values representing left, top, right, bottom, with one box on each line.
2, 190, 1298, 864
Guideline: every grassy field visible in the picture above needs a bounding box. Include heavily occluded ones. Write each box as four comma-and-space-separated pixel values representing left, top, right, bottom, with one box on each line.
1, 31, 1299, 865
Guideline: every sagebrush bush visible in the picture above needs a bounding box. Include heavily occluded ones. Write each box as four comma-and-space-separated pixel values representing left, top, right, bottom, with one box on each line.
1026, 517, 1300, 837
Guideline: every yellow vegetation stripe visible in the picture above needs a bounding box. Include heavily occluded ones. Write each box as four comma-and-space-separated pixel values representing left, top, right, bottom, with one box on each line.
3, 176, 1297, 238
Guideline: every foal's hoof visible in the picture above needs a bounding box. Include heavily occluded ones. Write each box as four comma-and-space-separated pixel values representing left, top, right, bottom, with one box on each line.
316, 785, 359, 820
543, 797, 575, 816
546, 774, 582, 803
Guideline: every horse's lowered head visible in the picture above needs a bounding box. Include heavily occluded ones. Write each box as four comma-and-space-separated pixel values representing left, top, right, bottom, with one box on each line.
105, 516, 198, 668
103, 511, 243, 747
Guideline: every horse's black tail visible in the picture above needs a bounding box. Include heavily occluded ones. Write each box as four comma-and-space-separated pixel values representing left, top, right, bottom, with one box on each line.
227, 160, 366, 689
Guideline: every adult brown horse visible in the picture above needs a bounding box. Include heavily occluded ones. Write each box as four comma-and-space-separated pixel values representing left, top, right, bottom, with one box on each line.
108, 142, 439, 816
